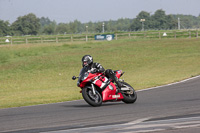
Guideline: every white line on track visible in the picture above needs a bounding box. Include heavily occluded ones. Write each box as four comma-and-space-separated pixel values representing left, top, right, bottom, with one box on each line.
136, 75, 200, 92
40, 116, 200, 133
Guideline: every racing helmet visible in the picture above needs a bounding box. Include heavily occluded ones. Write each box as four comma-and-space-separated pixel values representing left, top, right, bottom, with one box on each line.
82, 55, 93, 67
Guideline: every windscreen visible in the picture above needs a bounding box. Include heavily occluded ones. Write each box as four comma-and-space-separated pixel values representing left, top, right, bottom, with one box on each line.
77, 66, 89, 84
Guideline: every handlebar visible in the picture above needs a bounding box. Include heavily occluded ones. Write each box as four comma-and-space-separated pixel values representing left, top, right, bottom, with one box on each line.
72, 76, 79, 80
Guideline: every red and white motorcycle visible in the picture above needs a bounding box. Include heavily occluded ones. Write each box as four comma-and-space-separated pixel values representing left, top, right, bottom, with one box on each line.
72, 66, 137, 107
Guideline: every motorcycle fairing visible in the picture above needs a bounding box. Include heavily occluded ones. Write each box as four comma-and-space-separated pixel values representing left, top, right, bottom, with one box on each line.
101, 82, 124, 101
79, 73, 101, 88
92, 76, 123, 101
115, 70, 122, 79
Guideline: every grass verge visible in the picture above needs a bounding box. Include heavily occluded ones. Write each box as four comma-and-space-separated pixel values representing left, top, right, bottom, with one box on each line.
0, 38, 200, 108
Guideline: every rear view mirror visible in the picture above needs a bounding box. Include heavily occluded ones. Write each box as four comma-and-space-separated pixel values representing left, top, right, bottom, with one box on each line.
72, 76, 77, 80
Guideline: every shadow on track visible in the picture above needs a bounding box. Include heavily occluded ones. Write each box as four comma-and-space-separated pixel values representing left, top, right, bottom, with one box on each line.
61, 102, 125, 108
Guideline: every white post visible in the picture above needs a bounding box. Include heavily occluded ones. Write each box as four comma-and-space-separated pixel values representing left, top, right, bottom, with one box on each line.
140, 19, 145, 31
178, 18, 180, 30
86, 26, 88, 42
102, 22, 105, 33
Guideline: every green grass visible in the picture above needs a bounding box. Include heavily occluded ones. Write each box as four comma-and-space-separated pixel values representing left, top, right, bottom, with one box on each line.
0, 38, 200, 109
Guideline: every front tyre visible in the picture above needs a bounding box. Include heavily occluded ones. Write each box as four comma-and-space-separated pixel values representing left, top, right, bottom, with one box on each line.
82, 87, 102, 107
121, 82, 137, 104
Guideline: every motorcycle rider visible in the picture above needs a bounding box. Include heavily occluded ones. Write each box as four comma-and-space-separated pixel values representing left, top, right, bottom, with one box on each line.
81, 55, 122, 93
82, 55, 105, 73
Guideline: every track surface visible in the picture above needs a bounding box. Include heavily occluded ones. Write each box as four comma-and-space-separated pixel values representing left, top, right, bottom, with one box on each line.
0, 76, 200, 133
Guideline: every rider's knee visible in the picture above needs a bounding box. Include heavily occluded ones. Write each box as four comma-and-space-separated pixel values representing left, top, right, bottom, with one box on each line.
105, 69, 114, 77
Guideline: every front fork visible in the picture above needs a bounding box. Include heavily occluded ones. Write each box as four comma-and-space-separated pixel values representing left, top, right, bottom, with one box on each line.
91, 84, 96, 95
79, 84, 96, 95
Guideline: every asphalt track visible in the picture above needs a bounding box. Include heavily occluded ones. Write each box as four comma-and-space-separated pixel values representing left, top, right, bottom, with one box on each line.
0, 76, 200, 133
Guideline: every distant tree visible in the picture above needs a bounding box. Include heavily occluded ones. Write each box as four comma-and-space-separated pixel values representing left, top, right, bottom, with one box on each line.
116, 18, 124, 31
85, 21, 96, 33
137, 11, 151, 20
165, 15, 177, 29
42, 21, 56, 34
55, 23, 70, 34
130, 9, 179, 31
11, 13, 40, 35
151, 9, 167, 29
0, 20, 11, 36
130, 11, 150, 31
105, 20, 117, 32
95, 22, 103, 33
129, 19, 141, 31
39, 17, 57, 34
40, 17, 52, 27
5, 9, 200, 36
69, 20, 83, 34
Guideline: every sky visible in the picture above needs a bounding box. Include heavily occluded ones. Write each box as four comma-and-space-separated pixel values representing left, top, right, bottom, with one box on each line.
0, 0, 200, 24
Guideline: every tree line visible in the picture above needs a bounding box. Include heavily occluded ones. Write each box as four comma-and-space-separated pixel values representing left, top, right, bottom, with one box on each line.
1, 9, 200, 37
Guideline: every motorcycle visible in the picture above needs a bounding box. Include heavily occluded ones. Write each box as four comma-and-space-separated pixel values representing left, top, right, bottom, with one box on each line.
72, 66, 137, 107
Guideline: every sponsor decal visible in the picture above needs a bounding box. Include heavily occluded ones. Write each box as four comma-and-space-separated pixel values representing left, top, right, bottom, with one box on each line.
112, 94, 120, 98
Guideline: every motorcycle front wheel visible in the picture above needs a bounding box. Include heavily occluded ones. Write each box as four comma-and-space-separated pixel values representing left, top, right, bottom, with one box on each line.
121, 82, 137, 104
82, 86, 102, 107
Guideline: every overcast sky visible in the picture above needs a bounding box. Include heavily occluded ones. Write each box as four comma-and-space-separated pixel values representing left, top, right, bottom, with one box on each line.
0, 0, 200, 24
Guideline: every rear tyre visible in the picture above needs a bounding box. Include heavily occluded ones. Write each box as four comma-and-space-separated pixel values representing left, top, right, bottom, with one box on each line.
121, 82, 137, 104
82, 86, 102, 107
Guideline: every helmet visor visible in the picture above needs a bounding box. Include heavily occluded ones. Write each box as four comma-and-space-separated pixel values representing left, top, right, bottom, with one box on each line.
83, 61, 88, 66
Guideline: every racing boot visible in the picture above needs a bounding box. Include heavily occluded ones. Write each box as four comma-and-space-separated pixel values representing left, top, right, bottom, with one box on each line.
114, 77, 122, 94
105, 69, 122, 94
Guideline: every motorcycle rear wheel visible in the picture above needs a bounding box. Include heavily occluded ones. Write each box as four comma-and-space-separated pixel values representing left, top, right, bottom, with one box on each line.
121, 82, 137, 104
82, 87, 102, 107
